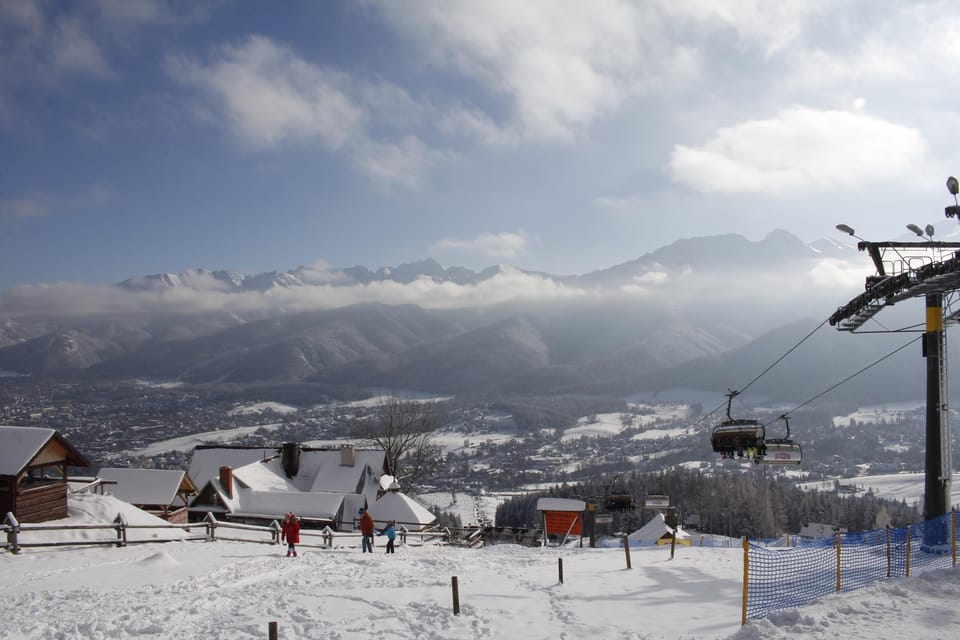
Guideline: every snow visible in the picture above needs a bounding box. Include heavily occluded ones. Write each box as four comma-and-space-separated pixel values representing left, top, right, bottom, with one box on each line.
799, 471, 960, 508
2, 493, 958, 639
0, 425, 56, 475
117, 424, 284, 458
226, 401, 299, 416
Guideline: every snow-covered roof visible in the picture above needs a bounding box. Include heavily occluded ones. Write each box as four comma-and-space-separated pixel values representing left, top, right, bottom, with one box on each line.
368, 491, 436, 529
98, 468, 194, 506
627, 512, 691, 543
0, 425, 87, 476
231, 449, 383, 496
536, 498, 586, 512
219, 485, 346, 521
187, 447, 277, 488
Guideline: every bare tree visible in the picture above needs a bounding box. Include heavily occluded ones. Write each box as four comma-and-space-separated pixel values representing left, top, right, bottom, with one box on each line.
352, 395, 443, 492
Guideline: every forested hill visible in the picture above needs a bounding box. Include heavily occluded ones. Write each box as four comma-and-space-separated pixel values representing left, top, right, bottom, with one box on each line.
495, 468, 919, 539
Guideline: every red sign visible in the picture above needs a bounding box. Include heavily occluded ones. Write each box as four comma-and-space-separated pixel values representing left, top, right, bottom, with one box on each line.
544, 510, 582, 535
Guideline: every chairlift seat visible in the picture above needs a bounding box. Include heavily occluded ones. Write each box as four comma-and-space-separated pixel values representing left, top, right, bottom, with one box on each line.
711, 420, 765, 459
756, 440, 803, 465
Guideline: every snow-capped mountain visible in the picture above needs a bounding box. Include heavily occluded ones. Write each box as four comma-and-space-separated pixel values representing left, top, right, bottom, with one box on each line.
0, 229, 904, 401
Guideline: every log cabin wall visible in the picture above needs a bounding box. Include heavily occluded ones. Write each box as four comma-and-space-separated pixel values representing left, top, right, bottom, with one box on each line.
15, 482, 68, 523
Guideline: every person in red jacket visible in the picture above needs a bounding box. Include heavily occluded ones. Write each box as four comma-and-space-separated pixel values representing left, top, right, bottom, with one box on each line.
281, 512, 301, 557
359, 508, 375, 553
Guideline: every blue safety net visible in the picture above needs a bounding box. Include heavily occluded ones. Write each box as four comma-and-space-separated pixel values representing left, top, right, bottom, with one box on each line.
745, 512, 957, 620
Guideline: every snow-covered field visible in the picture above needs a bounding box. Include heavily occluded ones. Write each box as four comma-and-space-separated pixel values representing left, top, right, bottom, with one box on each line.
3, 494, 960, 639
799, 471, 960, 508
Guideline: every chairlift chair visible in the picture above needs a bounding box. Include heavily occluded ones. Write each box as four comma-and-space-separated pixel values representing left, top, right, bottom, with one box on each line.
710, 391, 765, 460
756, 416, 803, 465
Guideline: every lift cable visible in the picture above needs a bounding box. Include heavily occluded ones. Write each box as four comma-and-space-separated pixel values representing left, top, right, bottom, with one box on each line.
736, 318, 830, 398
763, 334, 923, 427
686, 317, 830, 431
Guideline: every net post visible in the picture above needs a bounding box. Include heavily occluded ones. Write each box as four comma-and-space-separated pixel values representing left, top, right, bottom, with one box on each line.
906, 525, 911, 577
953, 510, 957, 567
741, 537, 749, 626
835, 528, 842, 593
886, 524, 892, 578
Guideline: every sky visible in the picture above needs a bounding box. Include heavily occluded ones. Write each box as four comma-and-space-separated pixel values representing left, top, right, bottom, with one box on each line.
3, 0, 960, 293
3, 492, 959, 639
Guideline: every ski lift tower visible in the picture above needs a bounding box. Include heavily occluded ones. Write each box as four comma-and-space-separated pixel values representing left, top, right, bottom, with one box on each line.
829, 178, 960, 526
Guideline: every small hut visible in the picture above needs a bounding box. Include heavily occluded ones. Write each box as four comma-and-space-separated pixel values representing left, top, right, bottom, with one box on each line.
0, 425, 89, 522
97, 468, 199, 523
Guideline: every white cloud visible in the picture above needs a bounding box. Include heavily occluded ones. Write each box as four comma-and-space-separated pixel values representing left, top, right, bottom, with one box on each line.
670, 108, 930, 194
167, 35, 364, 149
350, 136, 444, 190
655, 0, 828, 55
433, 231, 529, 259
371, 0, 654, 142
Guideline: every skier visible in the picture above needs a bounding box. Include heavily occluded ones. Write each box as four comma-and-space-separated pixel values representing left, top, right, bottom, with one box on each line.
281, 512, 301, 557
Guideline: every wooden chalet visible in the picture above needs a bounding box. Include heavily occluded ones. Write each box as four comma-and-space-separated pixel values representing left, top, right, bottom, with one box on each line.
97, 468, 199, 523
0, 425, 90, 523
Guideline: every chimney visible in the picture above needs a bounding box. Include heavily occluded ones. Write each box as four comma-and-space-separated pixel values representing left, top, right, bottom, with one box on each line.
281, 442, 300, 478
219, 466, 233, 499
340, 443, 356, 467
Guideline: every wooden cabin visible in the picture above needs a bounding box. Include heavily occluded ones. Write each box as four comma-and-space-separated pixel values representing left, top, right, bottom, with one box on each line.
0, 425, 90, 522
97, 468, 199, 523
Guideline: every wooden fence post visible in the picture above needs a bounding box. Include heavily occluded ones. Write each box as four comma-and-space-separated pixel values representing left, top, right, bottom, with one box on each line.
905, 525, 911, 577
205, 512, 217, 541
4, 512, 20, 554
451, 576, 460, 615
558, 557, 564, 584
835, 528, 842, 592
268, 620, 278, 639
113, 512, 128, 547
322, 526, 334, 548
741, 537, 749, 626
270, 520, 281, 545
622, 533, 632, 569
886, 524, 892, 578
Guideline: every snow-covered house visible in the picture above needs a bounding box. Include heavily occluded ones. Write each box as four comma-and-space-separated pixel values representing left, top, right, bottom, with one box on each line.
188, 443, 390, 529
0, 425, 90, 522
97, 468, 199, 523
626, 512, 692, 547
367, 483, 437, 532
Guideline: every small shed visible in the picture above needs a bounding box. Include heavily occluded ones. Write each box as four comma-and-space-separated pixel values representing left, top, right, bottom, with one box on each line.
536, 497, 586, 546
0, 425, 90, 522
626, 512, 692, 547
97, 468, 199, 523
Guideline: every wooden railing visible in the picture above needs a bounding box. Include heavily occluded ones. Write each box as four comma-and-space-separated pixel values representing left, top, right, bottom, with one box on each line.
2, 512, 457, 554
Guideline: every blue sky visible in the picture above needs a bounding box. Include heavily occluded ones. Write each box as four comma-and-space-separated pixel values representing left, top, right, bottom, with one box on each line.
1, 0, 959, 292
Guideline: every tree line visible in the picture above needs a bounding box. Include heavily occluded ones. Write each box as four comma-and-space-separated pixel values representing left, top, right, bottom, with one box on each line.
495, 467, 920, 539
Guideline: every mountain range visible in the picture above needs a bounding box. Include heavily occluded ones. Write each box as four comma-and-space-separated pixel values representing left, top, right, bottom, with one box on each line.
0, 229, 941, 404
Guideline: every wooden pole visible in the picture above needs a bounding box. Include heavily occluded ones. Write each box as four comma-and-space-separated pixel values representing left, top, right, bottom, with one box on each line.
906, 526, 911, 577
622, 533, 632, 569
451, 576, 460, 615
835, 529, 842, 592
558, 557, 564, 584
268, 620, 278, 640
741, 537, 749, 626
670, 531, 677, 560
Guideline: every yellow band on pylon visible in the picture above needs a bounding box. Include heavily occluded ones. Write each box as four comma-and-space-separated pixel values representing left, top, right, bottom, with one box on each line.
927, 306, 944, 332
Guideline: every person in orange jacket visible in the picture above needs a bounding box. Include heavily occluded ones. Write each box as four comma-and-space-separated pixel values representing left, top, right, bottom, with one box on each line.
359, 508, 375, 553
281, 512, 301, 557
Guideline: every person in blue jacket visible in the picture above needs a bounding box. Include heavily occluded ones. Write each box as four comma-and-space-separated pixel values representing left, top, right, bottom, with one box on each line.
377, 520, 397, 554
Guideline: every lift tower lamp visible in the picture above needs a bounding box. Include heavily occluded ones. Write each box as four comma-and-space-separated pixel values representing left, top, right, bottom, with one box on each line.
946, 176, 960, 221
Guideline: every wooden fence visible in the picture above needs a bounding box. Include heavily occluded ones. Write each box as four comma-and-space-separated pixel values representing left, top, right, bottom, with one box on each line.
2, 511, 472, 555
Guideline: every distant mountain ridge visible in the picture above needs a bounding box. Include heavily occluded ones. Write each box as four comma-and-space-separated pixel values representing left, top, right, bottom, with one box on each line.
1, 229, 908, 403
